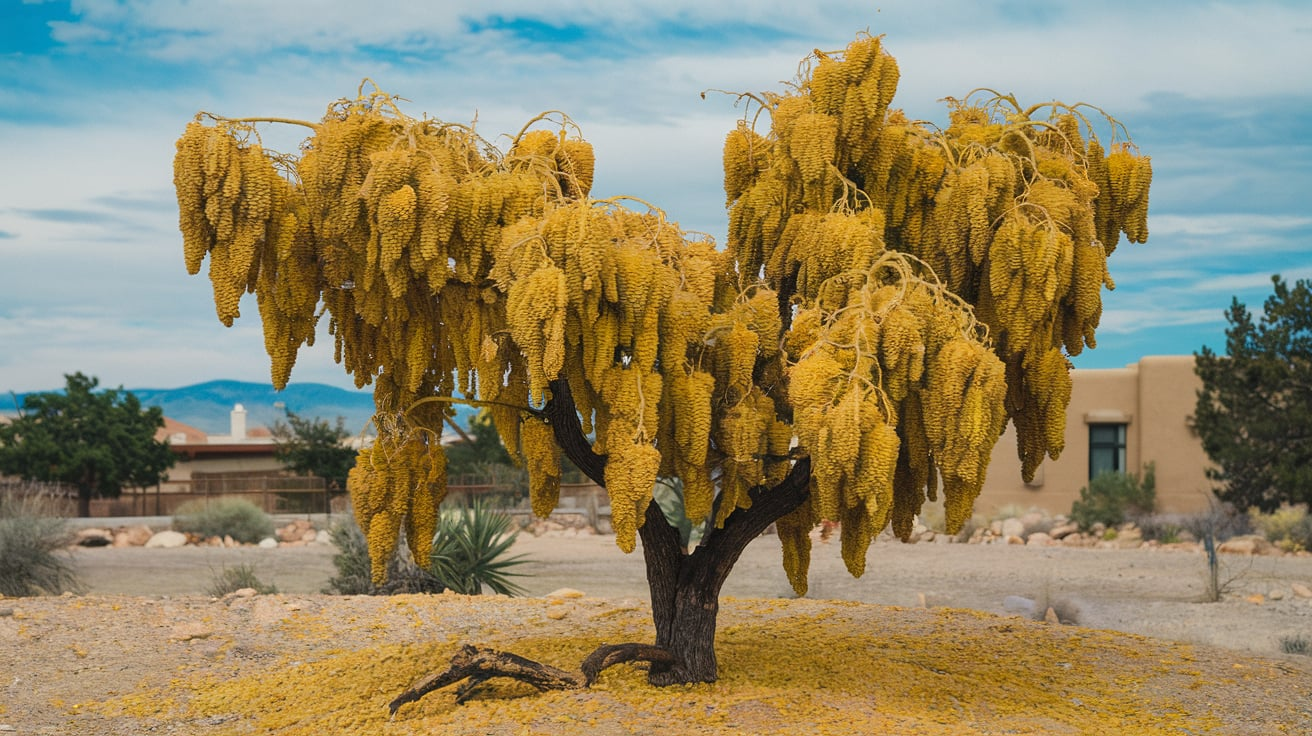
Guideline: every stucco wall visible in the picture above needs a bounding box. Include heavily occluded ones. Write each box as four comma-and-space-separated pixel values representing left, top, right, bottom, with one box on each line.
973, 355, 1215, 517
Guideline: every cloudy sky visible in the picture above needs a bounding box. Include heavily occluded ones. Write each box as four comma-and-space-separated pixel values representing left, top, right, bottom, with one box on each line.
1, 0, 1309, 395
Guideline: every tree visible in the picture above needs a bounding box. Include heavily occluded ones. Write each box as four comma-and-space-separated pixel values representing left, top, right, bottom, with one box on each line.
443, 409, 514, 477
172, 33, 1151, 695
1194, 275, 1312, 511
0, 373, 175, 517
270, 410, 357, 490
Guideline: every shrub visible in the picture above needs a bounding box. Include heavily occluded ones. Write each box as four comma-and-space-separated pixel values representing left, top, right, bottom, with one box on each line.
322, 516, 446, 595
1250, 504, 1312, 553
1280, 634, 1311, 656
0, 494, 83, 597
172, 498, 274, 544
1180, 501, 1252, 543
208, 563, 278, 597
1135, 513, 1190, 543
323, 516, 374, 595
1070, 463, 1156, 531
428, 502, 529, 596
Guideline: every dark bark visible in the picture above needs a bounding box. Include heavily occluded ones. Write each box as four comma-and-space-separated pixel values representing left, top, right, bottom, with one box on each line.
544, 378, 813, 685
388, 645, 584, 714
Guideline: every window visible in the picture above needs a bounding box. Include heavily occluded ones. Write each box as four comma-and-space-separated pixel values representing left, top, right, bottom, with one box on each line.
1088, 423, 1127, 479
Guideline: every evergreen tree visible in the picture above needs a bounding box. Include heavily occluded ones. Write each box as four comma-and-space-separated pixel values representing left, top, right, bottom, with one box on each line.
1194, 275, 1312, 511
0, 373, 175, 517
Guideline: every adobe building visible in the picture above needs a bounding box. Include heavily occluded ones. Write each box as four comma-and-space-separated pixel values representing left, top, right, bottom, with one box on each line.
976, 355, 1216, 517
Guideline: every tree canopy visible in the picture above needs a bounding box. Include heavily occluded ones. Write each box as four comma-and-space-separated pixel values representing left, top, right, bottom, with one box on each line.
270, 410, 358, 490
173, 32, 1150, 688
1194, 275, 1312, 511
0, 372, 175, 516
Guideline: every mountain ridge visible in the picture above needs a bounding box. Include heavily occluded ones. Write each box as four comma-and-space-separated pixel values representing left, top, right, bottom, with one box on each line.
4, 379, 473, 437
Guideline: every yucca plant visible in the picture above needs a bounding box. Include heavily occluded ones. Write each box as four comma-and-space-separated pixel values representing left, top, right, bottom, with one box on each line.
428, 501, 529, 596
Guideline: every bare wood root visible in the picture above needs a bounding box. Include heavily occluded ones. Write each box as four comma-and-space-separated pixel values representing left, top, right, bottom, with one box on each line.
388, 645, 583, 715
580, 643, 677, 686
388, 641, 677, 715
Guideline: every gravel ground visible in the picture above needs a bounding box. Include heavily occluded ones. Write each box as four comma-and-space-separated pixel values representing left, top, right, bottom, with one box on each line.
2, 532, 1310, 734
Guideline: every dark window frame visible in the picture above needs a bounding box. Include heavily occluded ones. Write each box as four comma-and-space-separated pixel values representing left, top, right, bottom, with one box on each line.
1088, 423, 1127, 479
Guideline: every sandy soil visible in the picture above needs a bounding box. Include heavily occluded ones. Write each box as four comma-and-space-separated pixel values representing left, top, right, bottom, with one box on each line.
2, 533, 1311, 734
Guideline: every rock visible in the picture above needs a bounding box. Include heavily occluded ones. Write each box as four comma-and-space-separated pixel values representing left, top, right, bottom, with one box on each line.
1218, 535, 1277, 556
1291, 583, 1312, 599
1043, 606, 1060, 624
75, 528, 113, 547
257, 537, 278, 549
112, 525, 153, 547
1048, 523, 1079, 540
1020, 512, 1046, 533
1269, 589, 1286, 600
1006, 535, 1025, 545
145, 530, 188, 548
316, 529, 331, 544
1245, 593, 1265, 605
169, 622, 214, 641
1003, 595, 1035, 615
277, 519, 315, 543
1026, 532, 1053, 546
989, 520, 1004, 536
300, 529, 318, 543
546, 587, 586, 599
223, 535, 238, 548
1001, 518, 1025, 538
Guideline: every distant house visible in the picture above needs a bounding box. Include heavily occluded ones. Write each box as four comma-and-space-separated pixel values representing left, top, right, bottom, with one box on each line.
976, 355, 1213, 517
108, 404, 313, 516
157, 404, 282, 491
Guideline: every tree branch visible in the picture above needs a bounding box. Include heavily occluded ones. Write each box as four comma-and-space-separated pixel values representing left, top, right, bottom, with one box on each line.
545, 378, 606, 486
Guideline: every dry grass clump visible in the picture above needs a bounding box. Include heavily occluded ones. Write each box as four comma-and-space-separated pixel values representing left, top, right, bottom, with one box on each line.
87, 600, 1248, 735
0, 493, 82, 597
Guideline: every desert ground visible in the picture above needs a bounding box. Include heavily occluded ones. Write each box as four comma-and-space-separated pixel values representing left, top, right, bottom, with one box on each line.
2, 528, 1311, 734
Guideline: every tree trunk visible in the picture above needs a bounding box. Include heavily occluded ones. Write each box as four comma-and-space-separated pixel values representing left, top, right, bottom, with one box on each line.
546, 378, 812, 685
77, 484, 92, 518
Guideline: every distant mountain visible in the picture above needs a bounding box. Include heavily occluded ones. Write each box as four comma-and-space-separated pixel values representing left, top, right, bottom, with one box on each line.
5, 380, 477, 437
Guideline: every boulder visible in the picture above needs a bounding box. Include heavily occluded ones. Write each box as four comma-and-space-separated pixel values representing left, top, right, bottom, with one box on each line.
1291, 582, 1312, 599
112, 525, 154, 547
1218, 535, 1278, 556
75, 528, 113, 547
145, 530, 188, 548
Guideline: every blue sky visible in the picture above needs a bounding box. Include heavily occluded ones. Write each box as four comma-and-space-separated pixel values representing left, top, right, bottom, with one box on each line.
1, 0, 1309, 394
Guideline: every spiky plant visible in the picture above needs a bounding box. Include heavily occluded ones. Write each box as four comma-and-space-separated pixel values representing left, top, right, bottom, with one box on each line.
428, 502, 529, 596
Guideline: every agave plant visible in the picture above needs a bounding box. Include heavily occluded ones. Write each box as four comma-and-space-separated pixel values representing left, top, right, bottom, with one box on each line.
428, 501, 529, 596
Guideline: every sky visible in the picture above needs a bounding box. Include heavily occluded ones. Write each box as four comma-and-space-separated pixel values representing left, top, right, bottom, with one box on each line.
1, 0, 1309, 395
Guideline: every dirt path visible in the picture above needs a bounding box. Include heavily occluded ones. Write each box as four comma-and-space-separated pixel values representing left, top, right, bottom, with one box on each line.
66, 531, 1312, 657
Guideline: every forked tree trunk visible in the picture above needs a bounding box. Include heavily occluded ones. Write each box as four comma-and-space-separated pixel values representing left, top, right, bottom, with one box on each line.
546, 379, 811, 685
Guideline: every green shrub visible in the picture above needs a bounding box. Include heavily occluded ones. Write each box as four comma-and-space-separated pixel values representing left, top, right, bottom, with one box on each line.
1250, 504, 1312, 552
428, 502, 529, 596
207, 563, 278, 597
1070, 463, 1156, 531
323, 516, 374, 595
0, 494, 83, 597
172, 498, 274, 544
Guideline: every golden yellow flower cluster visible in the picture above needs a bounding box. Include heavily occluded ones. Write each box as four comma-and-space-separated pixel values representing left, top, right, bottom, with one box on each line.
781, 247, 1004, 588
346, 418, 447, 584
173, 121, 290, 328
